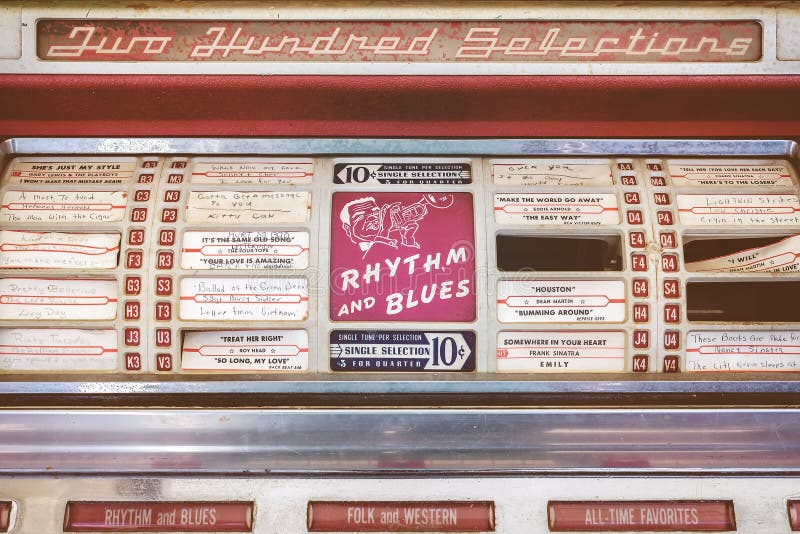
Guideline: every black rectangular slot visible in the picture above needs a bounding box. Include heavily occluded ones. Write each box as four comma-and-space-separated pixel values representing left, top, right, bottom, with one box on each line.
687, 281, 800, 322
496, 235, 622, 272
683, 235, 794, 264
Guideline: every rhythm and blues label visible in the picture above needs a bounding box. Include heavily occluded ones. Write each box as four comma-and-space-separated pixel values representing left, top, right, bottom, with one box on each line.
330, 192, 475, 322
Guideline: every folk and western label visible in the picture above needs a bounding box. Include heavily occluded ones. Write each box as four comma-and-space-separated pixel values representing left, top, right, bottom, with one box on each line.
307, 501, 495, 532
497, 280, 625, 323
190, 158, 313, 185
547, 500, 736, 532
494, 193, 619, 225
0, 231, 120, 269
669, 159, 794, 187
186, 191, 310, 224
181, 329, 308, 371
676, 194, 800, 225
491, 159, 613, 187
0, 328, 117, 371
685, 235, 800, 273
0, 278, 117, 321
496, 330, 625, 372
686, 331, 800, 372
330, 192, 475, 322
7, 157, 138, 185
0, 190, 128, 223
179, 277, 308, 321
330, 330, 475, 372
37, 20, 761, 63
334, 163, 471, 185
181, 231, 309, 270
63, 501, 254, 532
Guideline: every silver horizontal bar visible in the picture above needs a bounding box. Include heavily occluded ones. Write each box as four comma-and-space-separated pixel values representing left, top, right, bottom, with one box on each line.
1, 408, 799, 474
1, 379, 800, 395
2, 137, 796, 157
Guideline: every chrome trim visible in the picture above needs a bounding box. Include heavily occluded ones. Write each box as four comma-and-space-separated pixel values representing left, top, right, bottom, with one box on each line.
1, 408, 799, 474
0, 378, 800, 396
1, 138, 796, 157
0, 137, 799, 399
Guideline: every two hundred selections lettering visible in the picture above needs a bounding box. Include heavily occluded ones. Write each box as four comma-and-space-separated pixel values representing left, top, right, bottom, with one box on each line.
40, 20, 760, 62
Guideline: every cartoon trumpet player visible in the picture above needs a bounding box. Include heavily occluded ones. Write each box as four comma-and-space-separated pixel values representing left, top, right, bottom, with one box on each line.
340, 193, 455, 257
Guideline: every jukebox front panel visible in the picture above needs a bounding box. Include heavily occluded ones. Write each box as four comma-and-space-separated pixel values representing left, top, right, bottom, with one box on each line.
1, 1, 799, 77
4, 476, 800, 533
0, 138, 797, 380
2, 1, 800, 533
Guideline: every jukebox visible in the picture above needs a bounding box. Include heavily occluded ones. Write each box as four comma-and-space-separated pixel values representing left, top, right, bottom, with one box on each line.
1, 1, 800, 532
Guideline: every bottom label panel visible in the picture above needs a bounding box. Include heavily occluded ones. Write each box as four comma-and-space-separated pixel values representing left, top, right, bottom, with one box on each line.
496, 331, 626, 372
329, 330, 475, 372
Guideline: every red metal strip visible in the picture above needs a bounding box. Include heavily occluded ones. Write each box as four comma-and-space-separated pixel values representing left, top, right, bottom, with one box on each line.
0, 75, 799, 138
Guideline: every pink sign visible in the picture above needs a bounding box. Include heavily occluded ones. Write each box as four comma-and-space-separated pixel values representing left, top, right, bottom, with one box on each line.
330, 192, 475, 322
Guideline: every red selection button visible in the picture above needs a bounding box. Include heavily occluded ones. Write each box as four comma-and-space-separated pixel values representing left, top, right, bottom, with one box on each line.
0, 501, 10, 532
307, 501, 495, 532
548, 500, 735, 532
63, 501, 253, 532
788, 500, 800, 530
